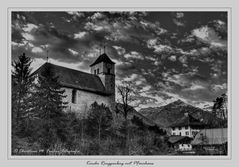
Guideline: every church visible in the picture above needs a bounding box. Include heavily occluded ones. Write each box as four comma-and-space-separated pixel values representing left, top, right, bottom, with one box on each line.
34, 53, 116, 115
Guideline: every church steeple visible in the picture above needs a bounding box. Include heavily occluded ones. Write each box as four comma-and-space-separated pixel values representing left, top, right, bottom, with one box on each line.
90, 53, 115, 109
90, 53, 115, 95
90, 53, 115, 67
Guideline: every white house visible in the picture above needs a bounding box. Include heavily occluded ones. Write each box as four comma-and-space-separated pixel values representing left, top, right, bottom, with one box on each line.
170, 113, 205, 138
168, 136, 193, 152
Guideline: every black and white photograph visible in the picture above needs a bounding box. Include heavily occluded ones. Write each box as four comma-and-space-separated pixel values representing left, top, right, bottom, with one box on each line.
10, 10, 229, 156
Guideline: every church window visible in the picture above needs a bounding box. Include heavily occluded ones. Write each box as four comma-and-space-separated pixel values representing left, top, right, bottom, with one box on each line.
72, 89, 77, 104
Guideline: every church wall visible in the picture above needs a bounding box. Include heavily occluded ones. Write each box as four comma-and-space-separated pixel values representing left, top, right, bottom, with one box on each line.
62, 87, 112, 117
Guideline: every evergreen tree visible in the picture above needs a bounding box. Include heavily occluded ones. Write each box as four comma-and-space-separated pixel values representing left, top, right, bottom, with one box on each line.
12, 53, 35, 137
34, 64, 68, 154
212, 93, 228, 121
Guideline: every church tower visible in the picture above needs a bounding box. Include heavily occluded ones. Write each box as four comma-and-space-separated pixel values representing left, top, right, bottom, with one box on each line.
90, 53, 115, 106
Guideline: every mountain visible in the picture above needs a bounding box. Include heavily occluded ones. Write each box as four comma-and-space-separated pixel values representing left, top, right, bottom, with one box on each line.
139, 100, 224, 128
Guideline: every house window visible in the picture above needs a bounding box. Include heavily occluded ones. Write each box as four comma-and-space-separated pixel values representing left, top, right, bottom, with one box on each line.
107, 68, 111, 74
185, 126, 188, 129
97, 68, 99, 74
185, 131, 189, 136
179, 127, 182, 130
179, 132, 181, 136
94, 70, 96, 75
172, 127, 175, 131
172, 132, 176, 135
72, 89, 77, 104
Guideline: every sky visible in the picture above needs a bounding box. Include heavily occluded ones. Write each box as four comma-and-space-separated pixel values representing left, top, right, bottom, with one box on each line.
11, 11, 228, 110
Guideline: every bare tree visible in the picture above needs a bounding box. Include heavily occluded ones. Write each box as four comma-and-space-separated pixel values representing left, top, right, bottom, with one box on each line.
116, 82, 138, 155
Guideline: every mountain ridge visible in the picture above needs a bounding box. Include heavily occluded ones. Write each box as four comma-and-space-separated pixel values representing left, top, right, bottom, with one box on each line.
138, 100, 224, 128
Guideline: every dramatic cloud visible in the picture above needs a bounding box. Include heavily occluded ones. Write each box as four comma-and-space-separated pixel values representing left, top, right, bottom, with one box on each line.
66, 11, 85, 20
124, 51, 144, 60
192, 25, 227, 49
11, 11, 228, 110
112, 45, 126, 55
32, 47, 44, 53
68, 48, 78, 56
74, 31, 88, 39
147, 38, 173, 53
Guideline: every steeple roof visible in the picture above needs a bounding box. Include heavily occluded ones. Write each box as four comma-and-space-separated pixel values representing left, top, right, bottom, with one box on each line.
90, 53, 115, 67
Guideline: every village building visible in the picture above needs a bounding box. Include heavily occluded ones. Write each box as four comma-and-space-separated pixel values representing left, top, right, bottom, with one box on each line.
170, 113, 205, 138
168, 136, 193, 152
191, 128, 227, 155
34, 53, 116, 116
167, 113, 205, 152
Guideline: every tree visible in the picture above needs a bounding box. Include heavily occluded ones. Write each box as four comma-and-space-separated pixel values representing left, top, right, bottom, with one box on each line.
33, 64, 68, 154
86, 102, 113, 154
116, 82, 137, 155
212, 93, 228, 121
12, 53, 35, 137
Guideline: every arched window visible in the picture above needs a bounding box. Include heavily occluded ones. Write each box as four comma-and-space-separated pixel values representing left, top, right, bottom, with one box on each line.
72, 89, 77, 104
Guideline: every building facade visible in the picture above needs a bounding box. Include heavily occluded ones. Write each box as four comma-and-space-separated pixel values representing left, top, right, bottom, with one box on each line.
170, 113, 205, 138
191, 128, 228, 155
171, 126, 201, 138
34, 53, 116, 116
168, 136, 193, 152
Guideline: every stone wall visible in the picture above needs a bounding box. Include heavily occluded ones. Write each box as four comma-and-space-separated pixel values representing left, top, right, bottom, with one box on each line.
62, 87, 113, 117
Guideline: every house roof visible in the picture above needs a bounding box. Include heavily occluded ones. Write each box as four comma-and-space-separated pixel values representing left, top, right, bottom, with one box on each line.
90, 53, 115, 67
170, 114, 204, 128
168, 136, 192, 144
191, 128, 227, 145
34, 63, 110, 95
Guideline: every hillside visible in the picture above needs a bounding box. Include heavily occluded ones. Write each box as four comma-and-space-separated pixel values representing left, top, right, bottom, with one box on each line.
115, 103, 158, 127
113, 103, 167, 136
139, 100, 224, 128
